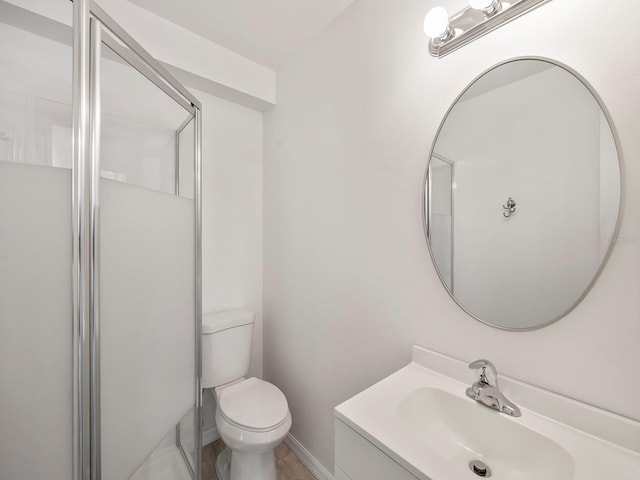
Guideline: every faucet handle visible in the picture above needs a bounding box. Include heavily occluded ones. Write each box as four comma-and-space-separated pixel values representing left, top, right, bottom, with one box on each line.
468, 359, 498, 387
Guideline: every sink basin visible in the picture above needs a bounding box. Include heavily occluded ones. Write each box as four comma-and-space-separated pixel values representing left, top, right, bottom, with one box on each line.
336, 346, 640, 480
397, 387, 574, 479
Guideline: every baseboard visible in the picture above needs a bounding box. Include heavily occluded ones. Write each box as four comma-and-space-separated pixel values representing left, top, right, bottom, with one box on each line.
202, 426, 220, 447
284, 433, 334, 480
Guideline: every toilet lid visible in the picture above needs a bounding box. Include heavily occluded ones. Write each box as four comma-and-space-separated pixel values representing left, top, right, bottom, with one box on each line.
218, 378, 288, 430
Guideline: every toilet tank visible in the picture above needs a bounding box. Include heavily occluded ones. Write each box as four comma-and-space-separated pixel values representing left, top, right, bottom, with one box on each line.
202, 309, 255, 388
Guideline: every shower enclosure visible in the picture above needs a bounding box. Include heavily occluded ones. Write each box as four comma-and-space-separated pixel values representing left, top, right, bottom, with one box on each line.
426, 154, 454, 292
0, 1, 202, 479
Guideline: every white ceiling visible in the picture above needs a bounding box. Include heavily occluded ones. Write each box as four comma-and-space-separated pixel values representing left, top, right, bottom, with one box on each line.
126, 0, 357, 69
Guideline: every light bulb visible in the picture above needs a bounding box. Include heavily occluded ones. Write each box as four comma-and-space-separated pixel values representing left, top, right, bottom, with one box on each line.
468, 0, 501, 15
468, 0, 495, 8
424, 7, 450, 39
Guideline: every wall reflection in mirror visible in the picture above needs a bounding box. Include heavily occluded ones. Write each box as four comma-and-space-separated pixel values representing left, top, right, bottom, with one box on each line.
425, 59, 621, 330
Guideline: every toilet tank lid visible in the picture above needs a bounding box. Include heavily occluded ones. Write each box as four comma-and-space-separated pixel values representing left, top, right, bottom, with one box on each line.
202, 309, 255, 334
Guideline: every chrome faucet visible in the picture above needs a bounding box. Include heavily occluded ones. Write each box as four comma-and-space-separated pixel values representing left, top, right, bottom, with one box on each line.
465, 359, 521, 417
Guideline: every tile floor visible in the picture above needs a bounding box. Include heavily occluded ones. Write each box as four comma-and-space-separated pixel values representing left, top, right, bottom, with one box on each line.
203, 439, 315, 480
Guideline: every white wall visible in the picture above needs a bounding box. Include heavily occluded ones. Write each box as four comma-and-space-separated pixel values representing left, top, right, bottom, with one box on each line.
263, 0, 640, 473
95, 0, 275, 106
199, 87, 264, 375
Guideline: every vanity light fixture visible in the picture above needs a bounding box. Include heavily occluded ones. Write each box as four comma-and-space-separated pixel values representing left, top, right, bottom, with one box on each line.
424, 0, 551, 57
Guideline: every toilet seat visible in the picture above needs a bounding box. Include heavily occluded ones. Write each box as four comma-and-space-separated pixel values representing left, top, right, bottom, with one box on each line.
217, 377, 289, 432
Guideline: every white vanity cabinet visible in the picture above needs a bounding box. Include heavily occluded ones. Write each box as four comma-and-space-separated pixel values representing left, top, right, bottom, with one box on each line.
334, 418, 419, 480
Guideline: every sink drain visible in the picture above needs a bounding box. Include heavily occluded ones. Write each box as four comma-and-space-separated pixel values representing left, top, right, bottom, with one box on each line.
469, 460, 491, 477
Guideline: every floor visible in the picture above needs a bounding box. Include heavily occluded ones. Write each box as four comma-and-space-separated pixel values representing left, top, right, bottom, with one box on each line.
203, 439, 315, 480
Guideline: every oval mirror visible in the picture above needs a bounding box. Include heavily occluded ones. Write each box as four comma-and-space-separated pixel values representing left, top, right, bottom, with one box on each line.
424, 59, 621, 330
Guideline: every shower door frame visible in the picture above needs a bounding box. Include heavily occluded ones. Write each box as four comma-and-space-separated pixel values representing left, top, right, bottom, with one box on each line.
72, 1, 203, 479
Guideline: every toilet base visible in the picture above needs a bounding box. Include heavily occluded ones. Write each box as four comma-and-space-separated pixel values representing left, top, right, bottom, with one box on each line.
215, 448, 231, 480
215, 447, 277, 480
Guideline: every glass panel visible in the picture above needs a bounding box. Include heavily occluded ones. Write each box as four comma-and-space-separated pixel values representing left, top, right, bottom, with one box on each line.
99, 39, 193, 195
98, 28, 196, 480
0, 15, 73, 168
178, 409, 197, 472
101, 180, 195, 480
0, 4, 73, 479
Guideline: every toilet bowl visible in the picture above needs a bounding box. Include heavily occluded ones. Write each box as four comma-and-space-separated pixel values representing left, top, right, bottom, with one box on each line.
214, 378, 291, 480
202, 310, 291, 480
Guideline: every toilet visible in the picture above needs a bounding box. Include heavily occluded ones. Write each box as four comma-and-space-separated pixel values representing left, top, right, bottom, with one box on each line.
202, 309, 292, 480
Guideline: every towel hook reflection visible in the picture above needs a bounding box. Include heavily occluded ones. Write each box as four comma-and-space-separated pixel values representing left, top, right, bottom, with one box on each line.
503, 198, 516, 218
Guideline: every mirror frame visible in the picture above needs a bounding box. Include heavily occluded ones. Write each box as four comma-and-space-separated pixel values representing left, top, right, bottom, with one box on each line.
422, 56, 625, 331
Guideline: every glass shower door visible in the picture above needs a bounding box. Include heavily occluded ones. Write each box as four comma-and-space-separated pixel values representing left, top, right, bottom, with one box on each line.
89, 12, 201, 480
0, 3, 74, 479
